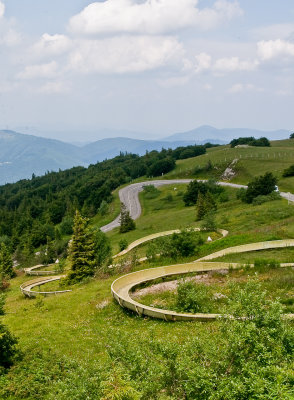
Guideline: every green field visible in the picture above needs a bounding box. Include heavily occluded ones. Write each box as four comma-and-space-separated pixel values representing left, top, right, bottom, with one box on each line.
1, 141, 294, 399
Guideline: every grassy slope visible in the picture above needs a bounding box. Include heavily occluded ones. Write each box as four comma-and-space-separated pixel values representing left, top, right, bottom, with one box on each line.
166, 139, 294, 192
2, 140, 294, 397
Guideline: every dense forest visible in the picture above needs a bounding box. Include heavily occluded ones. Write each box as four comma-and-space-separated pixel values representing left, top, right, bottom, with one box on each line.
0, 144, 209, 259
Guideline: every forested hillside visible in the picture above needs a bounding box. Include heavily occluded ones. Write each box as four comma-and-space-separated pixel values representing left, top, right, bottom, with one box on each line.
0, 144, 207, 253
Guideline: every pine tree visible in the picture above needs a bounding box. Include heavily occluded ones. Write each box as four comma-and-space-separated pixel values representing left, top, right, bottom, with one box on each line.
196, 192, 206, 220
119, 203, 136, 233
0, 243, 15, 279
67, 210, 95, 283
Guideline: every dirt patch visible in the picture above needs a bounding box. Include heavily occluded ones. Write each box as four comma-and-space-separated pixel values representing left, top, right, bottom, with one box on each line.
221, 159, 238, 180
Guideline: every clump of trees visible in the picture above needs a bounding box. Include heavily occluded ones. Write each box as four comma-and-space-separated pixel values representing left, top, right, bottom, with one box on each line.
183, 179, 223, 206
0, 144, 209, 260
239, 172, 277, 203
230, 136, 270, 148
119, 203, 136, 233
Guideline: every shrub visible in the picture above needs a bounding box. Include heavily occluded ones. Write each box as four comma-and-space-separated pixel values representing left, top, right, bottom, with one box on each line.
143, 185, 160, 199
119, 239, 128, 252
176, 281, 212, 313
283, 164, 294, 177
244, 172, 277, 203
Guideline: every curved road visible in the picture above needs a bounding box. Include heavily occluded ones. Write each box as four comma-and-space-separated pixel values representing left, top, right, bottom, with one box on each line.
101, 179, 294, 233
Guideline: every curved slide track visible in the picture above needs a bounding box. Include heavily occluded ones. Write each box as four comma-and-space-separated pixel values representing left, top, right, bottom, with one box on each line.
20, 276, 71, 298
24, 264, 58, 276
101, 179, 294, 233
111, 240, 294, 322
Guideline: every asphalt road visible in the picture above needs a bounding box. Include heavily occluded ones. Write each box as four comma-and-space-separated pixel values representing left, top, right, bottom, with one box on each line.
100, 179, 293, 233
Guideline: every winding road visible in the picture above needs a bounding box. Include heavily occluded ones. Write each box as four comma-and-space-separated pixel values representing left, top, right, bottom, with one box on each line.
101, 179, 294, 233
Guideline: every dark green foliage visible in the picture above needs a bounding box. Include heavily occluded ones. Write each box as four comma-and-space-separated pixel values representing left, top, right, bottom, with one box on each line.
66, 211, 95, 283
147, 157, 175, 177
0, 244, 14, 279
119, 203, 136, 233
171, 145, 206, 160
93, 229, 112, 267
290, 133, 294, 139
230, 136, 271, 147
0, 144, 204, 253
283, 164, 294, 177
244, 172, 277, 203
153, 230, 202, 260
119, 239, 128, 252
98, 200, 108, 216
252, 191, 281, 205
184, 179, 222, 206
196, 192, 217, 220
177, 281, 212, 313
0, 295, 18, 371
59, 216, 74, 235
42, 237, 56, 265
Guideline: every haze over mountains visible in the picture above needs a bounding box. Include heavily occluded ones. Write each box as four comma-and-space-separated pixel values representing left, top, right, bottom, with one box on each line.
0, 126, 290, 185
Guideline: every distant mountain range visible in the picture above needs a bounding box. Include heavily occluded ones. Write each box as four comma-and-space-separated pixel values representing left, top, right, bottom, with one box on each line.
0, 126, 290, 185
164, 125, 291, 142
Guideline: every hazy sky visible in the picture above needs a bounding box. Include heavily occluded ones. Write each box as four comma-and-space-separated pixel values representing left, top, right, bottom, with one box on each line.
0, 0, 294, 141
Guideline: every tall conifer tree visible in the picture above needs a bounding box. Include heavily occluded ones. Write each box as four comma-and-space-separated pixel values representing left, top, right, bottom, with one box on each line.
67, 210, 95, 282
0, 243, 14, 279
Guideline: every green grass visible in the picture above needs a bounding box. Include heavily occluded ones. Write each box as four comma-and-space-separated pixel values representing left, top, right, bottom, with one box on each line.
165, 140, 294, 192
135, 267, 294, 314
2, 149, 294, 398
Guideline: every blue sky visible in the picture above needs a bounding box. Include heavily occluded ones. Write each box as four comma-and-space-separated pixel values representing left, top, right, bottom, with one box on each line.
0, 0, 294, 141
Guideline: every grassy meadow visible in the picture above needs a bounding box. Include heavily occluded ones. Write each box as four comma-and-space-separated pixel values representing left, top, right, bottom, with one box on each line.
1, 139, 294, 398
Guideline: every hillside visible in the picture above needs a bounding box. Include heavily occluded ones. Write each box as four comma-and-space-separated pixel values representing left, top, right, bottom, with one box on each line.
2, 167, 294, 398
0, 130, 216, 185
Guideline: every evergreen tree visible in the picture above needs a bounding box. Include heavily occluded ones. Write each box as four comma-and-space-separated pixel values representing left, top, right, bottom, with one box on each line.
93, 229, 112, 268
196, 192, 206, 220
196, 192, 217, 220
119, 203, 136, 233
0, 243, 15, 279
67, 210, 95, 283
43, 237, 55, 265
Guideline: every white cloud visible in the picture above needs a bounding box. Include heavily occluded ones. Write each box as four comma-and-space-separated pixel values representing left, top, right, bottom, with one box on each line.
0, 1, 5, 18
228, 83, 263, 94
0, 28, 21, 46
257, 39, 294, 61
17, 61, 59, 79
194, 52, 212, 73
69, 0, 243, 36
67, 36, 183, 74
214, 56, 258, 72
33, 34, 72, 57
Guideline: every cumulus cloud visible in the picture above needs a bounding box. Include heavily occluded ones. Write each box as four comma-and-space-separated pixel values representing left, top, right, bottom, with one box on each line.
257, 39, 294, 61
67, 36, 183, 74
214, 56, 258, 72
17, 61, 59, 79
69, 0, 243, 36
32, 34, 72, 57
0, 28, 21, 46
